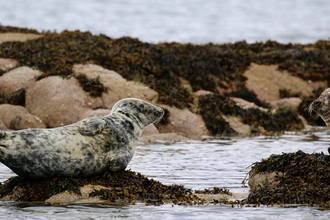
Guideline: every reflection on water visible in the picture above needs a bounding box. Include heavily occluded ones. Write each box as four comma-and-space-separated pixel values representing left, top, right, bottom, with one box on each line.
0, 127, 330, 219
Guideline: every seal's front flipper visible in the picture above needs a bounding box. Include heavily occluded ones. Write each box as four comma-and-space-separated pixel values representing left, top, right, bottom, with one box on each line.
78, 118, 107, 136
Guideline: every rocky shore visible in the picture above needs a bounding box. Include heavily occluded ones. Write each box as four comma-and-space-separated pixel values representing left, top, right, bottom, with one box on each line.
0, 25, 329, 139
0, 25, 330, 205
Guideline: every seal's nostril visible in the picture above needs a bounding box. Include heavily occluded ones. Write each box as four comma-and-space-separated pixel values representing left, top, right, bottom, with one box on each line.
314, 101, 321, 107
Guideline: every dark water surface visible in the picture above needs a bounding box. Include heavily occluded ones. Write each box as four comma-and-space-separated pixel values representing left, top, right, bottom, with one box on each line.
0, 127, 330, 219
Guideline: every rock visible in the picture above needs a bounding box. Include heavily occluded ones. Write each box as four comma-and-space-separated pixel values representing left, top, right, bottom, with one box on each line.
80, 109, 111, 119
194, 90, 213, 96
45, 185, 108, 205
157, 105, 210, 139
244, 63, 326, 102
73, 64, 159, 109
247, 151, 330, 205
26, 76, 103, 127
0, 120, 9, 131
0, 58, 20, 72
178, 77, 193, 92
248, 172, 283, 192
269, 97, 302, 112
230, 97, 268, 112
221, 115, 252, 136
0, 33, 43, 45
0, 66, 43, 103
141, 124, 159, 136
0, 104, 46, 129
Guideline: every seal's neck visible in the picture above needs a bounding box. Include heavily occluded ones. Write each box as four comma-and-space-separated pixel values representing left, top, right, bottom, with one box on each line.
322, 117, 330, 132
115, 110, 147, 129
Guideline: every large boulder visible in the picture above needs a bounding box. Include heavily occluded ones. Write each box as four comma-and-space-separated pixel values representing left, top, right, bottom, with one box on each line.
157, 105, 210, 139
0, 104, 46, 130
244, 63, 326, 102
26, 76, 103, 127
72, 64, 159, 109
0, 66, 43, 103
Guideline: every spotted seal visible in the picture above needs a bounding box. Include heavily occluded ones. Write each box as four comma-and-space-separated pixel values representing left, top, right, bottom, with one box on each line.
309, 88, 330, 130
0, 98, 164, 179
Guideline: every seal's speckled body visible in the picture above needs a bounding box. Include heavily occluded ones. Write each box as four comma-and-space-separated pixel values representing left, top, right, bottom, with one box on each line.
0, 98, 164, 179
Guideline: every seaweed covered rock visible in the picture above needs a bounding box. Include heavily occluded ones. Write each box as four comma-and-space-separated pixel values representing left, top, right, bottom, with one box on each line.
198, 94, 303, 136
247, 150, 330, 205
72, 64, 159, 109
0, 170, 203, 206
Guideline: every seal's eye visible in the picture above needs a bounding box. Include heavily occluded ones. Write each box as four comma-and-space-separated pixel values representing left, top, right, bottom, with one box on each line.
328, 96, 330, 100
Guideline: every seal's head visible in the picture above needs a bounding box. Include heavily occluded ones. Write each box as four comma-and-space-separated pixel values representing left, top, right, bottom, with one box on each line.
310, 88, 330, 128
111, 98, 164, 128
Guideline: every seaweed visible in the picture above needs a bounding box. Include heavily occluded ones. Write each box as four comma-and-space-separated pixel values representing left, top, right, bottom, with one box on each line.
75, 74, 107, 97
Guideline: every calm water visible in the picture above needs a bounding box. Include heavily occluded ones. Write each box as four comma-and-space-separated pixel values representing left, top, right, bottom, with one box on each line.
0, 0, 329, 44
0, 127, 330, 219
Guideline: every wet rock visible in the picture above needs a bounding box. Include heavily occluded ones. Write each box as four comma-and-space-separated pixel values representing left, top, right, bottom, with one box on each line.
247, 150, 330, 205
194, 90, 213, 96
0, 32, 43, 45
269, 97, 302, 112
244, 63, 326, 102
73, 64, 159, 109
157, 105, 210, 139
221, 115, 252, 136
25, 76, 103, 127
45, 185, 108, 205
0, 66, 43, 105
0, 58, 20, 72
0, 104, 46, 130
230, 97, 268, 112
248, 172, 283, 192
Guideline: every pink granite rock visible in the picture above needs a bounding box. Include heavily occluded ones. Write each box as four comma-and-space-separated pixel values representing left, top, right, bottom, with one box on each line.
26, 76, 103, 128
157, 105, 210, 139
0, 58, 20, 71
0, 119, 9, 131
0, 66, 43, 102
0, 104, 46, 130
